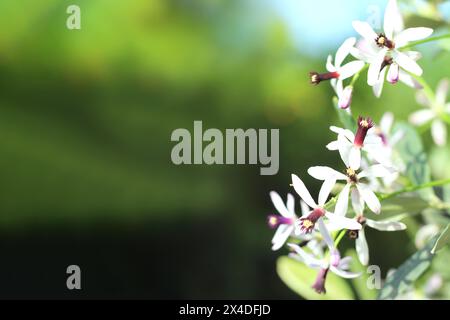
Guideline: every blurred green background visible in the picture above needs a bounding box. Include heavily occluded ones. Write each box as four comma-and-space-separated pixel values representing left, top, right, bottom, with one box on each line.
0, 0, 449, 298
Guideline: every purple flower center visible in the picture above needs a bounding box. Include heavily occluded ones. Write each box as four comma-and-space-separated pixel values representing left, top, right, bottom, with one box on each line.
312, 268, 329, 294
267, 215, 294, 229
298, 208, 325, 234
309, 71, 340, 85
376, 33, 395, 49
354, 116, 374, 147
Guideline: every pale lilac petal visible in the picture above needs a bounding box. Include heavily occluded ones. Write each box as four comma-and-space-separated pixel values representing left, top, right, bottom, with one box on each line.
409, 109, 435, 126
352, 21, 378, 42
431, 119, 447, 146
368, 49, 388, 86
399, 70, 422, 89
318, 218, 334, 250
356, 183, 381, 214
349, 147, 361, 170
338, 256, 352, 270
339, 61, 365, 80
436, 79, 449, 106
393, 50, 423, 76
326, 212, 362, 230
335, 37, 356, 68
308, 166, 347, 181
318, 178, 336, 207
270, 191, 291, 218
366, 219, 407, 231
335, 184, 351, 217
338, 86, 353, 109
395, 28, 433, 48
416, 91, 431, 107
287, 244, 324, 268
330, 266, 362, 279
387, 63, 399, 84
356, 229, 369, 266
272, 225, 293, 251
351, 188, 364, 216
291, 174, 317, 208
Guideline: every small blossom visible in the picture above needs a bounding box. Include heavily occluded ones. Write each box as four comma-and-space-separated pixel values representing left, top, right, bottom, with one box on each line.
267, 192, 297, 251
409, 78, 450, 146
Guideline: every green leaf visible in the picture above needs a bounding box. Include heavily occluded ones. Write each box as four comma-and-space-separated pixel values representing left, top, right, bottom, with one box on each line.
346, 249, 377, 300
377, 236, 437, 300
392, 122, 434, 200
379, 196, 428, 218
432, 224, 450, 254
332, 97, 356, 132
277, 256, 354, 300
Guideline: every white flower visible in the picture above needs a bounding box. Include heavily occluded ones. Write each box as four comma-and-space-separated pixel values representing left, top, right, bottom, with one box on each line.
326, 117, 385, 170
267, 192, 297, 251
308, 164, 394, 216
409, 78, 450, 146
288, 229, 361, 294
291, 174, 362, 234
350, 216, 407, 265
335, 81, 354, 110
351, 39, 422, 97
352, 0, 433, 87
310, 37, 364, 86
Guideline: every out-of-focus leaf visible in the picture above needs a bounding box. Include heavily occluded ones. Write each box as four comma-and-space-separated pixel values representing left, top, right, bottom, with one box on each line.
392, 122, 434, 200
346, 249, 377, 300
379, 196, 428, 217
432, 224, 450, 254
277, 257, 354, 300
378, 236, 437, 300
332, 97, 356, 132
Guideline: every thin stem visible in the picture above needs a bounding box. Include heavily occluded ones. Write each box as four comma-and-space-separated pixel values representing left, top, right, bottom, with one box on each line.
334, 229, 347, 247
400, 33, 450, 50
350, 64, 369, 87
380, 178, 450, 201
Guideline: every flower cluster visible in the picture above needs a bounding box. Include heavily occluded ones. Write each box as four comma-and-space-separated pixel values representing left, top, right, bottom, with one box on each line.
267, 0, 449, 295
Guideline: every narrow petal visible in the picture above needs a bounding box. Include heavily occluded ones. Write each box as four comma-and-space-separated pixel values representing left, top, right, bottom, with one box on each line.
286, 193, 295, 215
436, 78, 449, 106
330, 266, 362, 279
356, 229, 369, 266
380, 112, 394, 134
326, 140, 340, 151
387, 63, 399, 84
356, 183, 381, 214
287, 244, 324, 268
270, 191, 291, 217
359, 164, 394, 179
368, 49, 388, 86
335, 37, 356, 68
395, 27, 433, 48
431, 119, 447, 146
399, 70, 422, 89
339, 61, 365, 80
338, 256, 353, 270
326, 212, 362, 230
291, 174, 317, 208
349, 147, 361, 170
319, 178, 336, 207
318, 218, 334, 250
330, 126, 355, 142
308, 166, 347, 181
366, 219, 407, 231
352, 21, 378, 42
393, 50, 423, 76
384, 0, 402, 39
326, 54, 336, 72
300, 200, 310, 217
335, 183, 351, 217
372, 68, 387, 98
271, 225, 293, 251
337, 134, 352, 167
351, 188, 364, 215
409, 109, 435, 126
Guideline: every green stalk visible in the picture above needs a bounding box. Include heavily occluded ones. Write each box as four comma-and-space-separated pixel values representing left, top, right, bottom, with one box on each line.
400, 33, 450, 50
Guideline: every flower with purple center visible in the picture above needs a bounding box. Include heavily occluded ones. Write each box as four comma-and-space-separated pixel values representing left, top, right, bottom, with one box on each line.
267, 192, 297, 251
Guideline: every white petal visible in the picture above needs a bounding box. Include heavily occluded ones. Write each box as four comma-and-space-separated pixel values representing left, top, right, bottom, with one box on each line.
356, 183, 381, 214
339, 61, 365, 80
338, 86, 353, 109
352, 21, 378, 42
409, 109, 435, 126
319, 178, 336, 207
326, 212, 362, 230
399, 70, 422, 89
359, 164, 394, 179
387, 63, 399, 84
395, 28, 433, 48
300, 200, 310, 217
270, 191, 291, 218
337, 134, 353, 167
384, 0, 404, 39
287, 244, 323, 268
308, 166, 347, 181
318, 218, 334, 250
335, 183, 351, 217
338, 256, 353, 270
372, 68, 387, 98
291, 174, 317, 208
366, 219, 407, 231
335, 37, 356, 68
326, 54, 336, 72
287, 193, 295, 215
393, 50, 422, 76
271, 225, 293, 251
431, 119, 447, 146
330, 266, 362, 279
368, 49, 388, 86
326, 140, 340, 151
349, 147, 361, 170
351, 188, 364, 215
380, 112, 394, 134
330, 126, 355, 141
356, 229, 369, 266
436, 78, 449, 106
